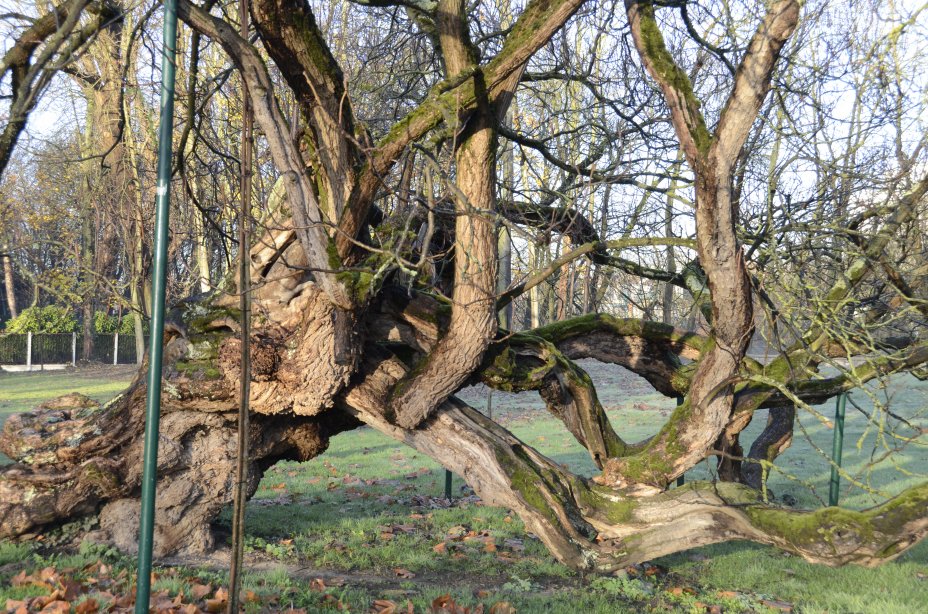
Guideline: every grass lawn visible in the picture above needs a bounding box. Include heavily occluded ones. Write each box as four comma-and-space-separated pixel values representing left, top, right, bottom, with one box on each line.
0, 366, 138, 424
1, 363, 926, 612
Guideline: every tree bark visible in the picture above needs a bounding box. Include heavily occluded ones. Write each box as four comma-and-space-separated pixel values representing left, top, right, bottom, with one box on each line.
1, 251, 16, 319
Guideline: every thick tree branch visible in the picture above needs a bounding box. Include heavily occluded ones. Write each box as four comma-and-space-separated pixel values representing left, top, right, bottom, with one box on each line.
712, 1, 800, 165
624, 0, 711, 166
177, 0, 352, 309
390, 0, 500, 430
251, 0, 364, 220
0, 0, 102, 178
615, 0, 800, 489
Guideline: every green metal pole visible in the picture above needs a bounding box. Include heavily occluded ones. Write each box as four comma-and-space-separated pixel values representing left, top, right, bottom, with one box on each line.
828, 392, 848, 507
135, 2, 179, 612
675, 396, 685, 487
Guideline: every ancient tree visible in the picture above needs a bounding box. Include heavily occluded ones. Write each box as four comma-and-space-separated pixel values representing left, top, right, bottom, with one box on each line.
2, 0, 927, 571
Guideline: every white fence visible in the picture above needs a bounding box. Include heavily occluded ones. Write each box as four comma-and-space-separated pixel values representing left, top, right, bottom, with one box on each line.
0, 332, 138, 370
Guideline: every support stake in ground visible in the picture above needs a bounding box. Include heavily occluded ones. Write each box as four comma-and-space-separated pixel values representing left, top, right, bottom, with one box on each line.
134, 1, 179, 610
829, 392, 848, 507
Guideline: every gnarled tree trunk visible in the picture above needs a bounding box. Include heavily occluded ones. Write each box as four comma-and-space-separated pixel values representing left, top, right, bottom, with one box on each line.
1, 0, 927, 575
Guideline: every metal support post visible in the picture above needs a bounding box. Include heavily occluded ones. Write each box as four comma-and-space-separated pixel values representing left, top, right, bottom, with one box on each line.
675, 396, 685, 487
134, 1, 179, 611
828, 392, 847, 507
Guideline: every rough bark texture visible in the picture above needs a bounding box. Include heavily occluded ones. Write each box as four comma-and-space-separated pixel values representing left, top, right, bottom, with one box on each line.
390, 0, 501, 429
2, 276, 925, 567
0, 378, 341, 556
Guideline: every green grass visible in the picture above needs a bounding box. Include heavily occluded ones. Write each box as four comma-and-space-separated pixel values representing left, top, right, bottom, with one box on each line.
1, 364, 927, 612
0, 367, 135, 422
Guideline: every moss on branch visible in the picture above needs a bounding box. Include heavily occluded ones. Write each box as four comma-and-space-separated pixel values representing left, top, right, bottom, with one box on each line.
528, 313, 709, 354
745, 482, 928, 565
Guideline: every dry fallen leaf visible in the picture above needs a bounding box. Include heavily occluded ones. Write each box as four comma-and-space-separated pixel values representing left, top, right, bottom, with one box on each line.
75, 598, 99, 614
190, 583, 212, 600
371, 599, 398, 614
60, 580, 82, 601
39, 601, 71, 614
33, 591, 64, 610
393, 568, 415, 579
114, 591, 135, 609
430, 594, 455, 612
10, 571, 29, 587
310, 578, 327, 592
5, 599, 29, 614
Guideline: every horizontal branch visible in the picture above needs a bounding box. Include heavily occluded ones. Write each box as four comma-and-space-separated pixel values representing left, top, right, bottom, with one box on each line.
498, 237, 695, 309
177, 0, 352, 308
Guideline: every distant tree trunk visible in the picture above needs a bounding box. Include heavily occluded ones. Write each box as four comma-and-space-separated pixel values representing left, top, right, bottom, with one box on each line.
2, 251, 16, 319
662, 186, 676, 325
556, 236, 572, 320
79, 178, 95, 361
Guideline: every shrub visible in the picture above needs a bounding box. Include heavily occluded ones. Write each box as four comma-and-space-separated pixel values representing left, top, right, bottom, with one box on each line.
93, 311, 137, 335
4, 305, 78, 333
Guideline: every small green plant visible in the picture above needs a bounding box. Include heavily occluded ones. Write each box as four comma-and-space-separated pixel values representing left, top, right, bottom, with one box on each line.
0, 541, 33, 566
590, 576, 653, 601
78, 538, 121, 562
243, 536, 294, 559
501, 574, 534, 593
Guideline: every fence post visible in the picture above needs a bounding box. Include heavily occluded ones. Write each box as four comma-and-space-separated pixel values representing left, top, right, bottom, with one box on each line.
26, 331, 32, 371
113, 333, 119, 366
72, 332, 77, 367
